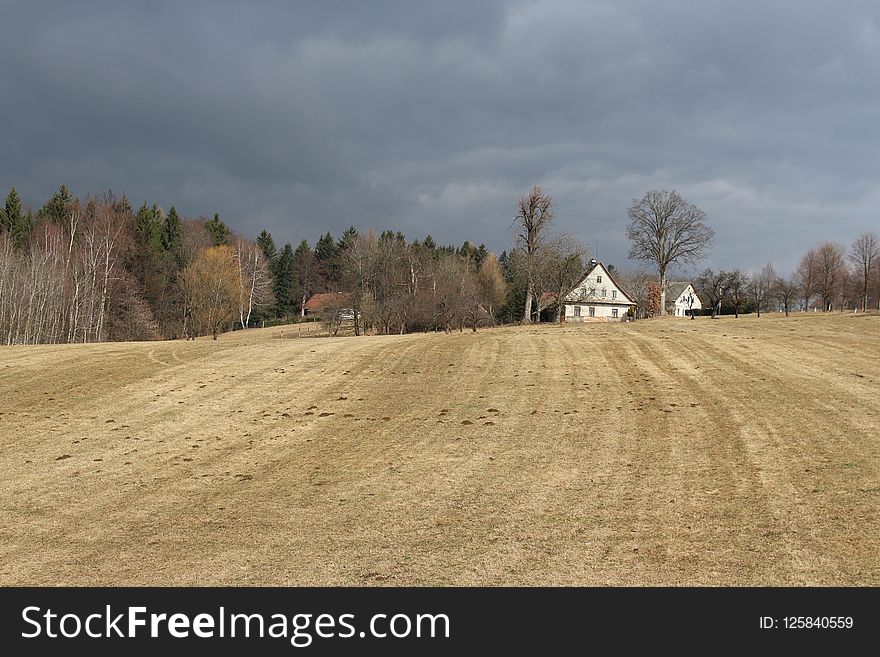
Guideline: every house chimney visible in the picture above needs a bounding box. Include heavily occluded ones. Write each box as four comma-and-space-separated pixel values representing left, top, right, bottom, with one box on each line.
589, 258, 597, 267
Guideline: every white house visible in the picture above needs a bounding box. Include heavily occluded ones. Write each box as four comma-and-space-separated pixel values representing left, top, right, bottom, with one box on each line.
666, 282, 702, 317
561, 261, 636, 322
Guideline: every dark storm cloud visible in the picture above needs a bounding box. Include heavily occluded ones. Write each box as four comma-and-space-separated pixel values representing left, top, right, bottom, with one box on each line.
2, 1, 878, 273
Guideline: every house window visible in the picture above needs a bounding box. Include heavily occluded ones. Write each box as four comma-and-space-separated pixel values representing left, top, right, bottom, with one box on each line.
574, 306, 581, 317
612, 290, 617, 299
589, 287, 596, 296
612, 308, 619, 318
601, 289, 607, 298
589, 307, 595, 317
596, 275, 602, 283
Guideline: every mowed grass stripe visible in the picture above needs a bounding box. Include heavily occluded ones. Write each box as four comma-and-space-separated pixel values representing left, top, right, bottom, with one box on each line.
0, 314, 877, 584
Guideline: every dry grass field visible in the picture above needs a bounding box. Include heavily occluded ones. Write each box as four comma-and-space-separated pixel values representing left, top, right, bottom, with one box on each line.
1, 313, 878, 586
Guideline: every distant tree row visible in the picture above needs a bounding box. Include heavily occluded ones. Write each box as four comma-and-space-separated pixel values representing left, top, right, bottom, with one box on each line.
610, 232, 879, 321
0, 185, 278, 343
683, 235, 879, 320
3, 183, 875, 343
0, 185, 502, 343
255, 226, 504, 334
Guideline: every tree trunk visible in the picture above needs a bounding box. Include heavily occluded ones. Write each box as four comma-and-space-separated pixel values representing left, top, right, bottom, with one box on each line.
523, 278, 534, 323
658, 270, 666, 316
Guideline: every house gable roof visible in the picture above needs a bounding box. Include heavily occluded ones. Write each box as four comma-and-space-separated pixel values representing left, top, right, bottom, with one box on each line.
666, 282, 691, 302
563, 261, 636, 305
665, 282, 702, 305
304, 292, 352, 312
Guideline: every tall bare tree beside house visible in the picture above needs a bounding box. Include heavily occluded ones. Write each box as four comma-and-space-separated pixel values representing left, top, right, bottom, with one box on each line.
626, 190, 713, 315
513, 186, 553, 323
848, 231, 879, 312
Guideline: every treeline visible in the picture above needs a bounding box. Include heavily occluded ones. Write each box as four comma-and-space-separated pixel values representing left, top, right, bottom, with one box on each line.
613, 236, 880, 319
257, 227, 505, 335
0, 185, 508, 343
688, 236, 879, 319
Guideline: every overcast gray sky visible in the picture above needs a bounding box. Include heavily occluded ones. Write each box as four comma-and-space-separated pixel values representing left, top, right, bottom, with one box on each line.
2, 0, 878, 274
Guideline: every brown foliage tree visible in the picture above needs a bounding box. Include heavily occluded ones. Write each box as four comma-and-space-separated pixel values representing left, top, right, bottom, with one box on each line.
646, 282, 662, 318
181, 246, 239, 339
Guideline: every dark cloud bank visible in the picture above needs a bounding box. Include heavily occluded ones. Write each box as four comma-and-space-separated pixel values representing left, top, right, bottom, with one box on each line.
2, 0, 878, 274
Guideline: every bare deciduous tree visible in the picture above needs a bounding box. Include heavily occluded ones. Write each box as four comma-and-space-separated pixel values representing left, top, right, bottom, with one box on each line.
513, 186, 553, 323
815, 241, 846, 311
235, 239, 273, 329
838, 265, 855, 312
626, 190, 713, 315
696, 269, 729, 319
773, 275, 798, 317
727, 270, 747, 318
536, 233, 587, 323
614, 268, 654, 318
0, 200, 132, 345
848, 231, 879, 312
750, 262, 776, 318
795, 247, 819, 311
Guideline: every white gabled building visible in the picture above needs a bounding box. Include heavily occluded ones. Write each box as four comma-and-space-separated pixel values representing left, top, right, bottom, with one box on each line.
561, 260, 636, 322
665, 282, 702, 317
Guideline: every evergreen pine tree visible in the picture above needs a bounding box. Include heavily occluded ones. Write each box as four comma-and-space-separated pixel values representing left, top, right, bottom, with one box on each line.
135, 203, 162, 251
162, 206, 184, 263
315, 231, 340, 289
291, 239, 318, 315
315, 231, 337, 262
337, 226, 358, 252
475, 244, 488, 268
206, 212, 231, 246
256, 230, 278, 267
40, 184, 73, 222
4, 187, 29, 248
274, 243, 295, 318
3, 188, 17, 232
116, 193, 132, 215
